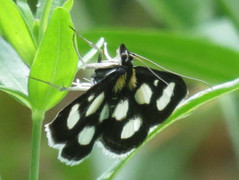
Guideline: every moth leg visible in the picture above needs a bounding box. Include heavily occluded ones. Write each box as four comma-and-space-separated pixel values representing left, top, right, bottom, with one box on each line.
77, 32, 104, 61
70, 27, 121, 70
82, 42, 121, 69
70, 27, 104, 69
80, 38, 104, 67
75, 34, 120, 70
79, 43, 120, 70
71, 28, 85, 67
83, 61, 120, 70
60, 79, 93, 92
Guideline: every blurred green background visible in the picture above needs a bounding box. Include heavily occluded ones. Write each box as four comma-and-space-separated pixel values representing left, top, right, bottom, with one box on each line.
1, 0, 239, 179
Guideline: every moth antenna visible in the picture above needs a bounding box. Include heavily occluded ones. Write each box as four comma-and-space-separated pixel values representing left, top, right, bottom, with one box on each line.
69, 26, 104, 62
28, 76, 63, 90
133, 53, 212, 89
133, 56, 169, 86
103, 42, 114, 60
28, 76, 92, 92
70, 26, 85, 67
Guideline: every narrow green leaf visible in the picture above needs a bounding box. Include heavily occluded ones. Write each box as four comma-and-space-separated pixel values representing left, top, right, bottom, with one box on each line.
134, 115, 216, 179
35, 0, 49, 19
29, 7, 78, 111
84, 30, 239, 83
37, 0, 53, 41
98, 77, 239, 180
36, 0, 68, 41
218, 0, 239, 32
63, 0, 74, 11
136, 0, 184, 29
0, 0, 36, 65
136, 0, 214, 30
220, 95, 239, 167
32, 19, 40, 46
0, 86, 30, 108
16, 0, 35, 30
70, 0, 94, 30
83, 0, 113, 26
36, 0, 67, 19
0, 37, 30, 107
162, 79, 239, 127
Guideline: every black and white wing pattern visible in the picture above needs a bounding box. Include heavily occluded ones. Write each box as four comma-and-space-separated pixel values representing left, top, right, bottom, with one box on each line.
45, 44, 187, 165
45, 69, 122, 165
100, 67, 187, 155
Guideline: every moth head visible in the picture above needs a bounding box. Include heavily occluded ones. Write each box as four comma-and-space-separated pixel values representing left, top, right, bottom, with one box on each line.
119, 44, 134, 66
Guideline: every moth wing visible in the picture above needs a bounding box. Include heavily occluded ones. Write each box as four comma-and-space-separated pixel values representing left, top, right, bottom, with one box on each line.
100, 66, 187, 155
45, 71, 121, 165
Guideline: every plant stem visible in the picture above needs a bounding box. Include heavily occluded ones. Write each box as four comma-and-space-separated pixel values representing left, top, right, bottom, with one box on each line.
29, 110, 45, 180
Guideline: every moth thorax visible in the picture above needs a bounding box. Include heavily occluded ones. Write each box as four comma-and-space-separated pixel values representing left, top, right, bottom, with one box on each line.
128, 68, 137, 90
113, 68, 137, 93
113, 73, 127, 93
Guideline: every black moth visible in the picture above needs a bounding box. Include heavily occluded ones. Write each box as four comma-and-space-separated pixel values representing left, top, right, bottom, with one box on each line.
45, 44, 187, 165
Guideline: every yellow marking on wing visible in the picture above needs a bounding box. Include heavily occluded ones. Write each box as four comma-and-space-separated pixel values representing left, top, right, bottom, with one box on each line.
114, 73, 127, 93
128, 68, 137, 90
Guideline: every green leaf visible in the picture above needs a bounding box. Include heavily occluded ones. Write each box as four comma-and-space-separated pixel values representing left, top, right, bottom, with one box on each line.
98, 77, 239, 180
70, 0, 94, 30
83, 30, 239, 83
82, 0, 113, 26
136, 0, 214, 30
0, 0, 36, 65
0, 37, 30, 107
29, 7, 78, 111
217, 0, 239, 32
0, 86, 30, 108
32, 19, 40, 45
36, 0, 67, 19
37, 0, 53, 42
36, 0, 69, 41
16, 0, 35, 30
63, 0, 74, 11
220, 95, 239, 166
133, 113, 216, 179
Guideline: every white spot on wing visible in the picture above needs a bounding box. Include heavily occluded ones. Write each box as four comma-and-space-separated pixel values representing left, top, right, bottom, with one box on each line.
156, 82, 175, 111
112, 99, 129, 121
86, 92, 104, 116
88, 94, 94, 101
154, 80, 159, 86
134, 83, 152, 104
78, 126, 95, 145
121, 117, 142, 139
67, 104, 80, 129
45, 123, 87, 166
99, 104, 109, 122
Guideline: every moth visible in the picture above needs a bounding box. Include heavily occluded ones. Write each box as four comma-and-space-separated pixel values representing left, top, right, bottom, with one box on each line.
45, 42, 187, 166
